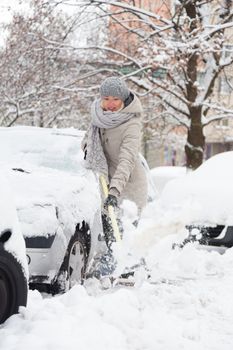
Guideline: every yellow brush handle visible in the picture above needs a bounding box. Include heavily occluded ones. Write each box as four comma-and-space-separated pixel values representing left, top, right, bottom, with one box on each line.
99, 175, 121, 242
99, 175, 109, 199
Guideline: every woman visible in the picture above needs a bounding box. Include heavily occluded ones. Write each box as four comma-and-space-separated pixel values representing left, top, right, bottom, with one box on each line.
82, 76, 148, 237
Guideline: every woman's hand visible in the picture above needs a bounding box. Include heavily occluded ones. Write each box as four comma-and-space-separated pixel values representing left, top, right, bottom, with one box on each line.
104, 194, 118, 209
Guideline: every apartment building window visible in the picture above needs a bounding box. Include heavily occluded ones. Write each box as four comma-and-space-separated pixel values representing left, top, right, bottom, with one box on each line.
217, 118, 229, 127
197, 71, 206, 85
129, 0, 146, 7
152, 68, 167, 79
218, 45, 233, 93
218, 76, 233, 94
172, 2, 186, 24
222, 44, 233, 59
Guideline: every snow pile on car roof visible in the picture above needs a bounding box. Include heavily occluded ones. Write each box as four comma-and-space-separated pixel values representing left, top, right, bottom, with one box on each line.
160, 151, 233, 226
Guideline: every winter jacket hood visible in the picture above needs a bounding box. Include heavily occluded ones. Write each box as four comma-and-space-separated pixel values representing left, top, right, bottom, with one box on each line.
123, 93, 143, 114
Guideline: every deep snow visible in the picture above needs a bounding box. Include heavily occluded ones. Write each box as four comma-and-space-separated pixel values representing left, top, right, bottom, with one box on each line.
1, 234, 233, 350
1, 138, 233, 349
1, 0, 233, 347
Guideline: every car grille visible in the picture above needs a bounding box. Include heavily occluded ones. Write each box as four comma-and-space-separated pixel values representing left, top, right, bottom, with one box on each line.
186, 225, 233, 248
201, 225, 225, 238
24, 235, 55, 249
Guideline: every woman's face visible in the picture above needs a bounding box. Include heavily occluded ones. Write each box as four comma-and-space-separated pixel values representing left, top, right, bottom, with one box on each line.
101, 96, 123, 112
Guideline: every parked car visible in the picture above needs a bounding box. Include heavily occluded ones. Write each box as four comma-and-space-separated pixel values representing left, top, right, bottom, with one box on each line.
160, 151, 233, 253
0, 174, 28, 324
0, 126, 156, 294
0, 126, 105, 294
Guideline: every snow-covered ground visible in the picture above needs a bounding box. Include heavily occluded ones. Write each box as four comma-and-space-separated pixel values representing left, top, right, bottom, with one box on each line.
150, 166, 186, 193
1, 230, 233, 350
1, 151, 233, 349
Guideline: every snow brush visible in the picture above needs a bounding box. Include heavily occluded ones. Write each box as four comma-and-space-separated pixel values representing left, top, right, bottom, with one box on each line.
84, 175, 121, 282
99, 175, 121, 242
86, 176, 145, 285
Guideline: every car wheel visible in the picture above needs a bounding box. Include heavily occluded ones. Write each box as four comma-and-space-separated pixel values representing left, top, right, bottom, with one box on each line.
51, 229, 89, 294
0, 245, 28, 324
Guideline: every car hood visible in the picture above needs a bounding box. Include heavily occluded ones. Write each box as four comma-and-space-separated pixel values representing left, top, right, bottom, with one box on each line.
4, 165, 101, 238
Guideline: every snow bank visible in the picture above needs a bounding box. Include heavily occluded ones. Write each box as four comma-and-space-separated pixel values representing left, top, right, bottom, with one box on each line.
1, 241, 233, 350
1, 139, 233, 350
161, 152, 233, 225
150, 166, 186, 193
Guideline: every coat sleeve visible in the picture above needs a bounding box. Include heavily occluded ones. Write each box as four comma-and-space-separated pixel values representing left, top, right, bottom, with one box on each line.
109, 117, 142, 197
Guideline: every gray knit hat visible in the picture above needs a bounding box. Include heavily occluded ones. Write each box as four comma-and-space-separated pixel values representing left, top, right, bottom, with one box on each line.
100, 77, 130, 101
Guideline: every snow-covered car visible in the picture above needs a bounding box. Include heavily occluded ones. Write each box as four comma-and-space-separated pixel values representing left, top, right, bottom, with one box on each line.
0, 126, 155, 294
0, 174, 28, 324
150, 166, 186, 194
0, 126, 104, 294
161, 151, 233, 253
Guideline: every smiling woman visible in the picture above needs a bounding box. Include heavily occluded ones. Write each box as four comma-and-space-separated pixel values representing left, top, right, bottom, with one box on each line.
83, 76, 148, 214
101, 96, 124, 112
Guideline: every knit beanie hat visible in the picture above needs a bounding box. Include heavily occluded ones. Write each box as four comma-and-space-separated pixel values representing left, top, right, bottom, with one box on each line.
100, 77, 130, 101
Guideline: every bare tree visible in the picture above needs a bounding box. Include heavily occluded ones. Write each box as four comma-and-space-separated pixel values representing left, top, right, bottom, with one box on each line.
0, 0, 94, 128
51, 0, 233, 169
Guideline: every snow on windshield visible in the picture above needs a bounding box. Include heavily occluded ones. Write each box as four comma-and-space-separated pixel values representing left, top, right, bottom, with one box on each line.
0, 126, 85, 173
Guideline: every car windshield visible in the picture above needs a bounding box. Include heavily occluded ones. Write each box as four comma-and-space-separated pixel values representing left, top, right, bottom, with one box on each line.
0, 127, 85, 174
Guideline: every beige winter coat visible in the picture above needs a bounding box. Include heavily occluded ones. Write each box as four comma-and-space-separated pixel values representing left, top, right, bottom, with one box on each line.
99, 94, 148, 210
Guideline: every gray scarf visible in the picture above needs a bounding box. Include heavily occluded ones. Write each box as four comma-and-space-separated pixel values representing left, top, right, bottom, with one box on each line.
84, 99, 134, 180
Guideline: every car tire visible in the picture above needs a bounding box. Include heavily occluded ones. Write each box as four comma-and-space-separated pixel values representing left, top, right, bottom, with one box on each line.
0, 244, 28, 324
51, 229, 89, 294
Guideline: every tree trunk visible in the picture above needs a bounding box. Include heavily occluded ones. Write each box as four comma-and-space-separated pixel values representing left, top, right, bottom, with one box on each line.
185, 107, 205, 170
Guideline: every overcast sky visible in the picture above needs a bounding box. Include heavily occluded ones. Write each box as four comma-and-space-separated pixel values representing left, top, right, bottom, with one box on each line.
0, 0, 87, 46
0, 0, 30, 45
0, 0, 27, 24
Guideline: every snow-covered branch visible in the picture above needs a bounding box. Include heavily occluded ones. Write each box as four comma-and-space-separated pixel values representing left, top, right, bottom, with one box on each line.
76, 0, 172, 25
42, 37, 142, 67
